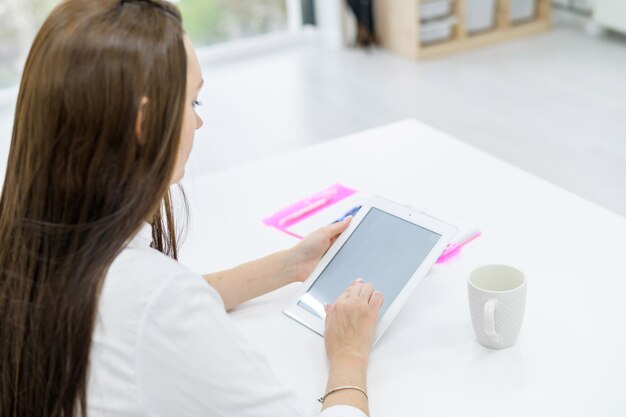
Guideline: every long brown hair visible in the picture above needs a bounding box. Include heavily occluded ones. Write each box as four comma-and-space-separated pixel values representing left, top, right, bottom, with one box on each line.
0, 0, 188, 416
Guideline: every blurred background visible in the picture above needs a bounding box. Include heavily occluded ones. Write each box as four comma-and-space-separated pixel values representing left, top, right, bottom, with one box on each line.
0, 0, 625, 217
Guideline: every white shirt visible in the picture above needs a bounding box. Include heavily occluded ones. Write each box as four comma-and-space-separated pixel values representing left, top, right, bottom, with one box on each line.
87, 223, 366, 417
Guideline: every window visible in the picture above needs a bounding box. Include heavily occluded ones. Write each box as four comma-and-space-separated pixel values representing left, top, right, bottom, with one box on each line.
176, 0, 288, 46
0, 0, 57, 88
0, 0, 293, 89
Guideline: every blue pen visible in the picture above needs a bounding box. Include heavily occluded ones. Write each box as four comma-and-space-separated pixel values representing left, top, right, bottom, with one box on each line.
332, 205, 362, 224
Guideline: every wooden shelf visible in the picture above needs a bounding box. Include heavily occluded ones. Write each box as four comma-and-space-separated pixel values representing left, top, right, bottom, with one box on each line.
373, 0, 551, 60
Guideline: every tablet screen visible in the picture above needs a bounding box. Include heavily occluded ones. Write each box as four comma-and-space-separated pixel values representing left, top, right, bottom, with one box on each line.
297, 207, 441, 318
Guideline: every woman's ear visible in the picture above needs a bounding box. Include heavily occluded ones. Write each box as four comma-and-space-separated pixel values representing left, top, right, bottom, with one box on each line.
135, 96, 149, 143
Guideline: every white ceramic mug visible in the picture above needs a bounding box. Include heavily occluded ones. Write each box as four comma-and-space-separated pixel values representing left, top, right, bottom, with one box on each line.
468, 264, 526, 349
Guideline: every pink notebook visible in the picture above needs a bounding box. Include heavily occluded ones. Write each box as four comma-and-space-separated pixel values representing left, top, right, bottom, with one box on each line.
262, 183, 480, 263
263, 184, 358, 239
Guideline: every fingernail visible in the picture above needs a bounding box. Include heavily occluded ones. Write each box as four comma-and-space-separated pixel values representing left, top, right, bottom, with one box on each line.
355, 277, 363, 283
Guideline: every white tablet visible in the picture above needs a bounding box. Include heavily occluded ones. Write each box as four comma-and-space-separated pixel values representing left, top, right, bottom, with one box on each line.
284, 195, 457, 343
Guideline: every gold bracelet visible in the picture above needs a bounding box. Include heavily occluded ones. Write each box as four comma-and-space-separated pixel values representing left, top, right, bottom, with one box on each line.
318, 385, 368, 403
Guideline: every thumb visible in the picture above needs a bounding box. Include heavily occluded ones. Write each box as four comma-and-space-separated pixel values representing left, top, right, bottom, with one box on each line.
329, 216, 352, 235
324, 304, 332, 315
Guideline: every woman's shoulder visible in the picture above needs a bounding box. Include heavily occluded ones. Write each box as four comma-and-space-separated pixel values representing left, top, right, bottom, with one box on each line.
103, 243, 223, 314
88, 242, 224, 416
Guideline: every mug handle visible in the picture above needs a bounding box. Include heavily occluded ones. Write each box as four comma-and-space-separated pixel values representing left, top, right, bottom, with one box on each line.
483, 299, 498, 337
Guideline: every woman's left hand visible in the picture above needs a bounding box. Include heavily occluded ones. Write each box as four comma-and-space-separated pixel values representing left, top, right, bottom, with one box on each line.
288, 217, 352, 283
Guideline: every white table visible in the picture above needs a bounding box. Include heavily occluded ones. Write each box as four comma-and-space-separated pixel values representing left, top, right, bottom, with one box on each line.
179, 120, 626, 417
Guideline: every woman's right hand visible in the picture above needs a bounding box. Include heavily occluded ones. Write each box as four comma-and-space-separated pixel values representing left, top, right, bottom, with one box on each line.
324, 279, 384, 367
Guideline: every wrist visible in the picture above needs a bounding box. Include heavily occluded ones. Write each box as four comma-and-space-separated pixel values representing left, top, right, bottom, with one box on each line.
328, 351, 369, 371
325, 355, 369, 415
279, 248, 300, 285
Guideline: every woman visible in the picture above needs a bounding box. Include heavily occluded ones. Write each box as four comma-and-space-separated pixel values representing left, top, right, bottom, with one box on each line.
0, 1, 384, 416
